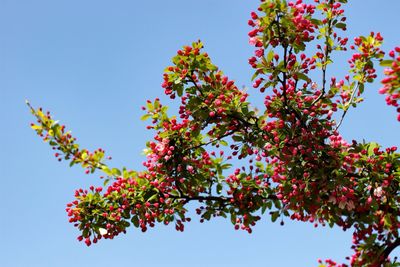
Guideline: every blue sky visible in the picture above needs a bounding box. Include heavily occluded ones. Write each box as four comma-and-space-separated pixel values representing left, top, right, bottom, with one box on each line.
1, 1, 399, 266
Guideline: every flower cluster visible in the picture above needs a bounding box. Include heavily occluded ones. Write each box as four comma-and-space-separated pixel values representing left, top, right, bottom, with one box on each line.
380, 47, 400, 121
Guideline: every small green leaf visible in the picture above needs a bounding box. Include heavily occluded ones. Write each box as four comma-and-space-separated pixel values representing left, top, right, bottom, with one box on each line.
146, 102, 154, 111
81, 151, 88, 160
131, 216, 139, 227
82, 228, 89, 237
221, 163, 232, 170
203, 211, 211, 220
261, 204, 267, 214
367, 142, 380, 156
216, 165, 222, 175
141, 114, 151, 121
148, 194, 158, 202
49, 141, 57, 146
251, 72, 259, 81
219, 140, 228, 146
296, 72, 309, 82
176, 84, 184, 97
112, 168, 121, 176
335, 22, 346, 29
267, 50, 274, 62
232, 135, 243, 142
169, 190, 179, 197
230, 213, 237, 225
380, 60, 393, 67
358, 83, 365, 94
271, 211, 279, 222
216, 183, 223, 194
31, 124, 42, 130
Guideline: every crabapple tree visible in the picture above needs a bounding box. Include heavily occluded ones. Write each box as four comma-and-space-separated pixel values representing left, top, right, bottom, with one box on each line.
29, 0, 400, 266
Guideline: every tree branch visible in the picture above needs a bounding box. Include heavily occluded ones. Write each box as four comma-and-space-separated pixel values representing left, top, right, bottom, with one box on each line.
380, 238, 400, 265
311, 0, 334, 106
335, 82, 361, 130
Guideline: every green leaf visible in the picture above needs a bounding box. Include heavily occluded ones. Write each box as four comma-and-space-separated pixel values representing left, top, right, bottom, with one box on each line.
221, 163, 232, 170
216, 165, 222, 175
49, 141, 57, 146
251, 72, 259, 81
219, 140, 228, 146
335, 22, 346, 29
146, 102, 154, 111
176, 84, 184, 97
232, 135, 243, 142
131, 216, 139, 227
267, 50, 274, 62
31, 124, 42, 130
203, 211, 211, 220
216, 183, 223, 194
148, 194, 158, 202
271, 211, 279, 222
255, 161, 264, 171
82, 228, 89, 237
154, 100, 160, 109
81, 151, 88, 160
169, 190, 179, 197
368, 142, 380, 156
112, 168, 121, 176
384, 215, 392, 228
230, 213, 237, 225
380, 60, 393, 67
261, 204, 267, 214
141, 114, 151, 121
358, 83, 365, 94
310, 18, 321, 26
296, 72, 309, 82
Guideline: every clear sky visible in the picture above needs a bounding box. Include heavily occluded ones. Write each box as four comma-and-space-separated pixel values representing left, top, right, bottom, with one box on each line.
1, 1, 399, 266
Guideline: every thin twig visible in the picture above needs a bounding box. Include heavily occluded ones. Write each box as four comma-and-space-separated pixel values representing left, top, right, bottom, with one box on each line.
335, 82, 361, 130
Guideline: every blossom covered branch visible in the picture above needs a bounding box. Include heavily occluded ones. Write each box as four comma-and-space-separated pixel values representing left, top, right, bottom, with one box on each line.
29, 0, 400, 266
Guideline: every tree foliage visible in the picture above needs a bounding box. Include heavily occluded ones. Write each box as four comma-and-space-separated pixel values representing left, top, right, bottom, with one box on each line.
28, 0, 400, 266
